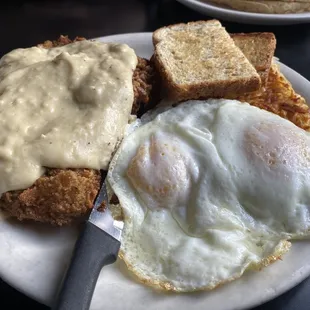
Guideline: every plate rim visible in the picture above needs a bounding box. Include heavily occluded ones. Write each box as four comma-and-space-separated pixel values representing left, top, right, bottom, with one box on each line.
1, 31, 310, 310
176, 0, 310, 25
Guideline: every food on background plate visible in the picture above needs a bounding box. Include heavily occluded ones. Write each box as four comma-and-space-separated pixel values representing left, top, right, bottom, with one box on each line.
0, 36, 155, 225
204, 0, 310, 14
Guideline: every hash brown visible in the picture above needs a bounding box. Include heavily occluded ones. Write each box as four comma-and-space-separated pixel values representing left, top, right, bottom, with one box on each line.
236, 63, 310, 131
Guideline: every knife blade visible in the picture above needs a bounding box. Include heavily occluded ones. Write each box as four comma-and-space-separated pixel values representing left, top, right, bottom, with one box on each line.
52, 171, 123, 310
89, 179, 123, 241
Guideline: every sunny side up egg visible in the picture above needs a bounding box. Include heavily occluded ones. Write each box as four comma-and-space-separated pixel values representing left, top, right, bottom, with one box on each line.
107, 99, 310, 292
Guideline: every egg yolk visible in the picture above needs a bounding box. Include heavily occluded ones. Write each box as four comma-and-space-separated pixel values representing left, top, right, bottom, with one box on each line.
127, 135, 190, 210
245, 122, 310, 170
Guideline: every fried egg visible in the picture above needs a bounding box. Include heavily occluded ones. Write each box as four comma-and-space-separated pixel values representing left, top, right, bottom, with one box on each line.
107, 99, 310, 292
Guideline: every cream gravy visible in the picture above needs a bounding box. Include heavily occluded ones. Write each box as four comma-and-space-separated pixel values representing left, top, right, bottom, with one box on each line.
0, 40, 137, 194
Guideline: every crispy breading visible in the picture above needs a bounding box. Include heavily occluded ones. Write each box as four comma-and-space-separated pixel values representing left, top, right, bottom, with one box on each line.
0, 36, 154, 226
132, 57, 156, 115
38, 35, 86, 48
0, 169, 100, 226
236, 63, 310, 131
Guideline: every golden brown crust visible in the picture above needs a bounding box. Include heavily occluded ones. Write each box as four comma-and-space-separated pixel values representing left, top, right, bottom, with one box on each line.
37, 35, 86, 48
132, 58, 157, 115
0, 169, 100, 226
118, 240, 291, 292
236, 63, 310, 131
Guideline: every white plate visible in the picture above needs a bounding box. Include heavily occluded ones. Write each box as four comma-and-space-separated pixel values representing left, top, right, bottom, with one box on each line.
176, 0, 310, 25
1, 32, 310, 310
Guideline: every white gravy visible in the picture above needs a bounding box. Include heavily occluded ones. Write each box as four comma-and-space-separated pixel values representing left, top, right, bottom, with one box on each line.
0, 40, 137, 194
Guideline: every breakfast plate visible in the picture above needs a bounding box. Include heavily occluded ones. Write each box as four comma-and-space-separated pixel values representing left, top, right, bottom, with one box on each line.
1, 32, 310, 310
176, 0, 310, 25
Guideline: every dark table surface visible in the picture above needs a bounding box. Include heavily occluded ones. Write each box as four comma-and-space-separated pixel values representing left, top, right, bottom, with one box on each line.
1, 0, 310, 309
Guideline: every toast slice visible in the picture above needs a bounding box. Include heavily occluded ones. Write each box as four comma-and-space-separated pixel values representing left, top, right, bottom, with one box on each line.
231, 32, 276, 85
152, 20, 261, 101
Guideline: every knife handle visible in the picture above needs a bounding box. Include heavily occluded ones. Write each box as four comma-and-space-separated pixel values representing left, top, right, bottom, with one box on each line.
52, 221, 121, 310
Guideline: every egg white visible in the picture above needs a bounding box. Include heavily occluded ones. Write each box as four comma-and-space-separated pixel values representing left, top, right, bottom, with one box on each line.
107, 99, 310, 292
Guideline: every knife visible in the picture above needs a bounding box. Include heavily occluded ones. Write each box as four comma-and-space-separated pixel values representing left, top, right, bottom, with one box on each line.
52, 173, 123, 310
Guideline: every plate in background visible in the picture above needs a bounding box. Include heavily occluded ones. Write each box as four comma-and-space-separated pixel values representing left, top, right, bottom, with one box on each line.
176, 0, 310, 25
